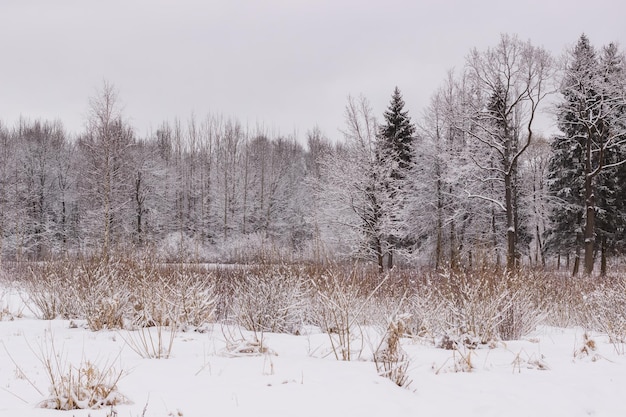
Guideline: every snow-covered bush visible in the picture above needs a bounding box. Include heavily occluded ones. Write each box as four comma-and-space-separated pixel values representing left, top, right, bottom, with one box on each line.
78, 259, 130, 331
23, 261, 83, 319
122, 259, 215, 329
312, 268, 390, 361
583, 275, 626, 353
426, 269, 543, 346
174, 269, 216, 329
230, 265, 307, 335
22, 256, 216, 333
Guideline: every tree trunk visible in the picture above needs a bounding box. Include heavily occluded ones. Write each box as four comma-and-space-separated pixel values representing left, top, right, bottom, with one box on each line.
583, 163, 595, 275
376, 238, 384, 273
573, 230, 582, 276
135, 171, 142, 245
435, 177, 443, 270
449, 216, 457, 270
504, 172, 516, 271
600, 236, 607, 277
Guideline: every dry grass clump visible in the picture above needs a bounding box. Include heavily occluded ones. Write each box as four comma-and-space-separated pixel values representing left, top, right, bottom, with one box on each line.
374, 314, 412, 387
32, 334, 128, 410
39, 359, 127, 410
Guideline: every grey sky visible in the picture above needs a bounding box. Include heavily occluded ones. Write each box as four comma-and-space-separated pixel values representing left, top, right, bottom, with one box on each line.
1, 0, 624, 141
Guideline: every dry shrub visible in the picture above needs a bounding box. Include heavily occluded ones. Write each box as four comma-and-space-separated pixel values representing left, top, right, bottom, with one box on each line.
115, 258, 215, 330
431, 269, 505, 345
122, 258, 175, 328
120, 261, 215, 359
121, 325, 177, 359
425, 268, 544, 346
407, 285, 443, 343
229, 265, 307, 335
175, 270, 216, 329
534, 271, 589, 328
21, 258, 131, 327
21, 256, 216, 334
22, 260, 83, 319
496, 271, 546, 341
312, 267, 389, 361
580, 275, 626, 353
78, 259, 130, 331
39, 360, 127, 410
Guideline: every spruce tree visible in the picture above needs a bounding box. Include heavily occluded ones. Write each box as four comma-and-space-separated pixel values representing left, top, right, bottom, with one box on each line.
546, 35, 596, 274
376, 87, 416, 268
378, 87, 416, 177
595, 43, 626, 274
546, 35, 626, 275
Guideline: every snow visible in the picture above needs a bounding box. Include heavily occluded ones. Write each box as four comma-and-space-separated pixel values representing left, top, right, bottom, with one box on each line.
1, 291, 626, 416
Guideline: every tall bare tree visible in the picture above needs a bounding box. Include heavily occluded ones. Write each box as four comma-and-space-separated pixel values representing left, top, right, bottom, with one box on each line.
460, 34, 553, 270
80, 81, 134, 258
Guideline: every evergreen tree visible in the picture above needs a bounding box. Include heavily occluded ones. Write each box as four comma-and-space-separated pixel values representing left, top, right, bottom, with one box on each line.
595, 43, 626, 274
546, 35, 626, 275
378, 87, 416, 177
377, 87, 416, 268
545, 131, 586, 272
546, 35, 596, 274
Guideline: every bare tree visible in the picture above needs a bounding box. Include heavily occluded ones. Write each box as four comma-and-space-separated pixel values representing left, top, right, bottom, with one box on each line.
80, 81, 134, 258
520, 135, 551, 267
460, 34, 553, 270
0, 122, 11, 263
16, 119, 67, 258
319, 96, 399, 271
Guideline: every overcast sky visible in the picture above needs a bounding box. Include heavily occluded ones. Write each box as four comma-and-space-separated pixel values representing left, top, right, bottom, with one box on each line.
1, 0, 625, 142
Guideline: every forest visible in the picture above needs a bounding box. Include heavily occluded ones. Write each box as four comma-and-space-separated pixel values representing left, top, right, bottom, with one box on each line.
0, 33, 625, 277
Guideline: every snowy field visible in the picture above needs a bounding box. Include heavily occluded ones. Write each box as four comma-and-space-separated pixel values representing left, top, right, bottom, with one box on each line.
1, 284, 626, 417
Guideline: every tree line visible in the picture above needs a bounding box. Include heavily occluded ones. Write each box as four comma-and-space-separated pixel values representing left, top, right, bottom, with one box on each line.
1, 34, 625, 275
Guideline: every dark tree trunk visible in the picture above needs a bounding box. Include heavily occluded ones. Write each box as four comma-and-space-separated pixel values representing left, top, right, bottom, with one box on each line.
505, 172, 516, 271
583, 140, 595, 275
600, 236, 607, 277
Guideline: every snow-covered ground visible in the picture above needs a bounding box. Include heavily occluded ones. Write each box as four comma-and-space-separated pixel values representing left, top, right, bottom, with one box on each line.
1, 287, 625, 417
